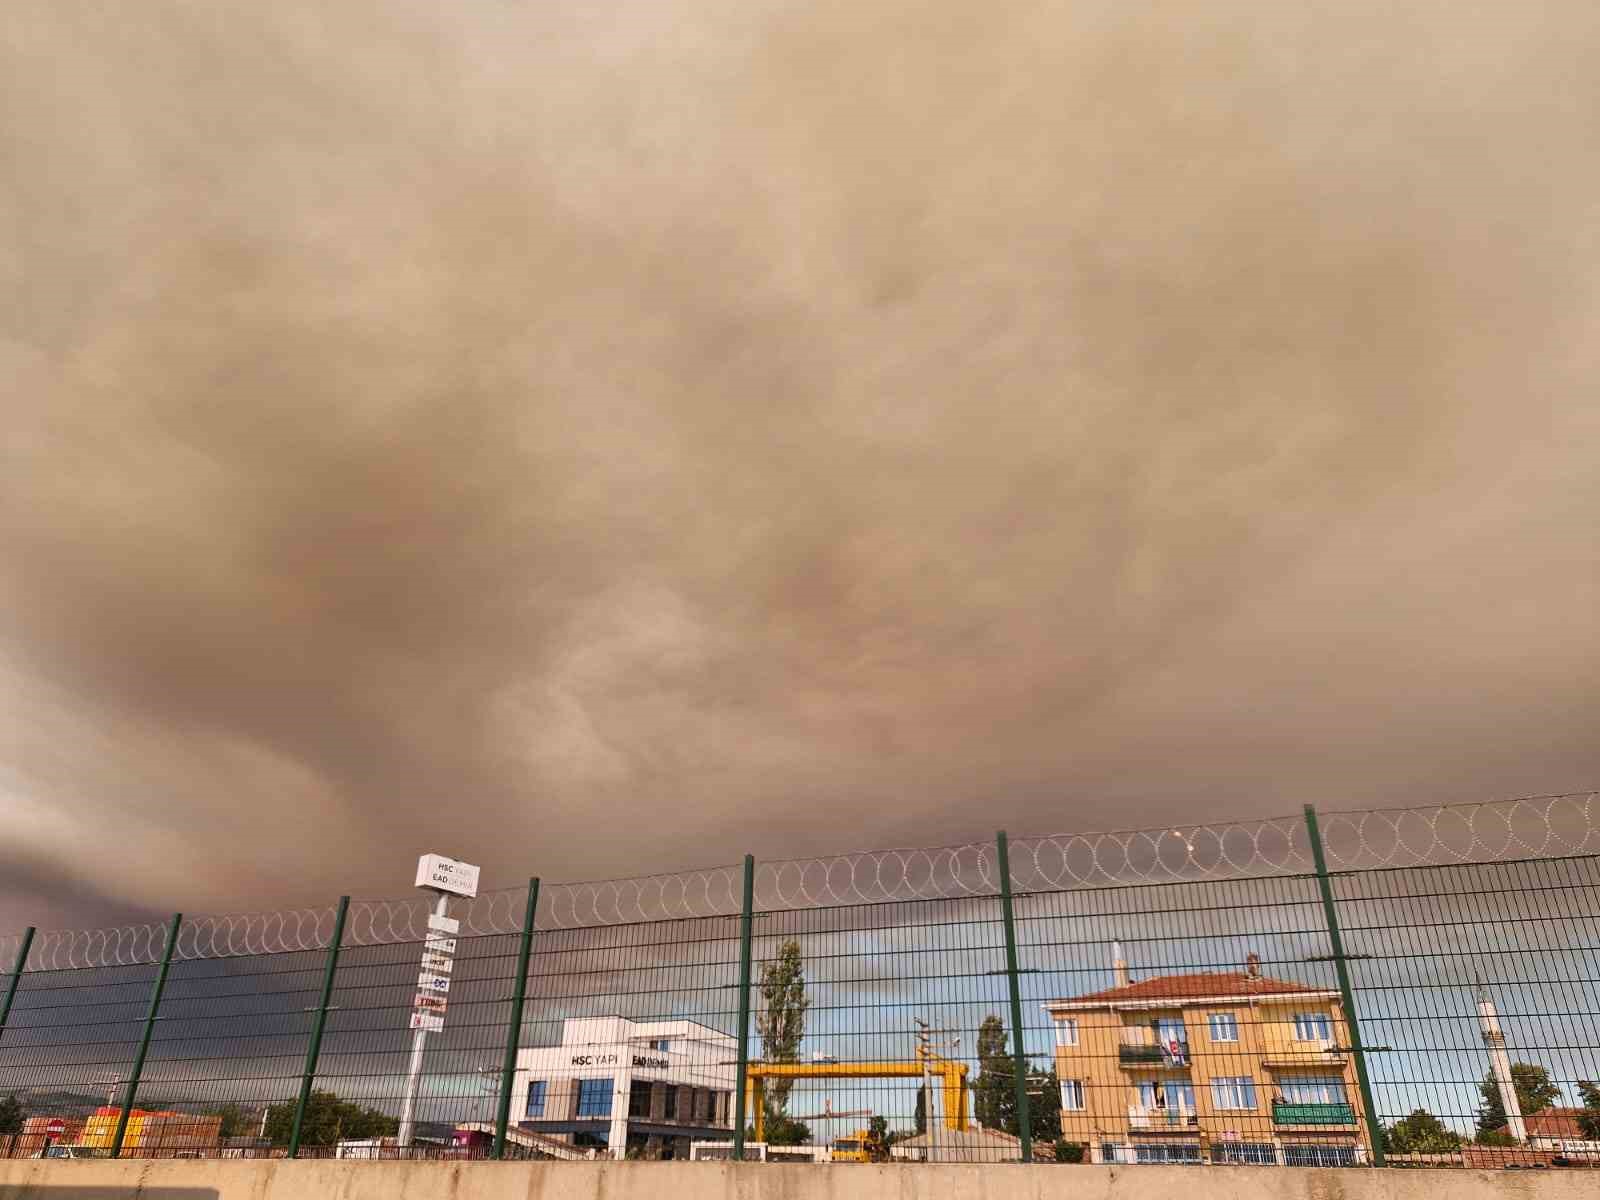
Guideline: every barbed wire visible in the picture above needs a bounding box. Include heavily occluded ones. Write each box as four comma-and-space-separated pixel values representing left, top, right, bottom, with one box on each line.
7, 791, 1595, 969
754, 843, 995, 911
1318, 790, 1599, 871
1007, 813, 1310, 890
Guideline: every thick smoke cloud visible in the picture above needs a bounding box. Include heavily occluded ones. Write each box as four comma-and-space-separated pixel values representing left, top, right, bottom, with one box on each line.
2, 1, 1596, 927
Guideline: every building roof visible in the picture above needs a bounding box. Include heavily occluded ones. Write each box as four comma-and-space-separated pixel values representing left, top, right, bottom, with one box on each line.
1506, 1108, 1589, 1140
1047, 970, 1331, 1010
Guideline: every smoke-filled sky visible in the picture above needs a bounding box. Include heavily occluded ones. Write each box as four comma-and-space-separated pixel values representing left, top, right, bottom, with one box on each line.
2, 1, 1596, 931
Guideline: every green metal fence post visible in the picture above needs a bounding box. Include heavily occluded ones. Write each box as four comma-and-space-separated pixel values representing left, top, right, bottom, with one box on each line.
1303, 805, 1386, 1166
493, 878, 540, 1160
112, 912, 182, 1159
288, 896, 350, 1159
995, 831, 1034, 1162
731, 854, 756, 1161
0, 927, 35, 1046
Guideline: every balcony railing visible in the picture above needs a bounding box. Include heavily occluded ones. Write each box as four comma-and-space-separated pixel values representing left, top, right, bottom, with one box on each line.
1118, 1028, 1189, 1065
1272, 1101, 1356, 1126
1128, 1105, 1198, 1130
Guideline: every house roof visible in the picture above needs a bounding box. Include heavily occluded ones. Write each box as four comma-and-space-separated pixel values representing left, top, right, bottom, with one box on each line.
1508, 1108, 1588, 1140
1047, 970, 1332, 1010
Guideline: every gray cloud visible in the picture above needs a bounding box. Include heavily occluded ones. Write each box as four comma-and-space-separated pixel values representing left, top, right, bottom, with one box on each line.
2, 1, 1597, 926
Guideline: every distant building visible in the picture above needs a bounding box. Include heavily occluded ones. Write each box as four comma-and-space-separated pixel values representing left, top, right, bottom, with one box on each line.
77, 1107, 222, 1157
509, 1016, 737, 1159
14, 1115, 86, 1156
890, 1124, 1032, 1163
1044, 946, 1368, 1167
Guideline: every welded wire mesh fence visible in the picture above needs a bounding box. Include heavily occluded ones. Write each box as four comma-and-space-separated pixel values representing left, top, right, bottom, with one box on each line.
0, 793, 1596, 1169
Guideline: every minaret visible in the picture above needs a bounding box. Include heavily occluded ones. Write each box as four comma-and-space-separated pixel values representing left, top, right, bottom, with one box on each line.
1112, 941, 1130, 988
1477, 977, 1526, 1142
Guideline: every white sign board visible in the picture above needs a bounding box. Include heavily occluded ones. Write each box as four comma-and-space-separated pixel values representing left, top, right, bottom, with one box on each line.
414, 993, 448, 1015
425, 934, 458, 955
409, 1012, 445, 1033
417, 972, 451, 994
416, 854, 480, 898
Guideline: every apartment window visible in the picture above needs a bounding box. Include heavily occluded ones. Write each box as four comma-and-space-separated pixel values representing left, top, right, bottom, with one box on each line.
1208, 1012, 1239, 1042
1055, 1017, 1079, 1047
1210, 1076, 1257, 1110
1279, 1075, 1347, 1105
525, 1080, 547, 1118
1155, 1018, 1187, 1045
1212, 1142, 1276, 1165
1135, 1142, 1202, 1164
575, 1078, 613, 1118
1293, 1012, 1333, 1042
1136, 1080, 1196, 1110
650, 1038, 671, 1052
1061, 1080, 1085, 1110
1284, 1143, 1357, 1167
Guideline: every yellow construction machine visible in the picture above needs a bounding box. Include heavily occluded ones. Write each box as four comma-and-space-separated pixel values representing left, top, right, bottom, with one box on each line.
744, 1046, 969, 1146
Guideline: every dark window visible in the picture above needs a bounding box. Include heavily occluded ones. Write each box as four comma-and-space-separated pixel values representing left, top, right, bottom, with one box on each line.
629, 1079, 653, 1118
1284, 1143, 1357, 1167
526, 1080, 546, 1118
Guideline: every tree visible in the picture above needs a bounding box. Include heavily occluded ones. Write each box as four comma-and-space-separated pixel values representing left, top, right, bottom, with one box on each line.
1577, 1081, 1600, 1141
1027, 1067, 1062, 1144
1053, 1139, 1085, 1163
1385, 1109, 1462, 1154
972, 1014, 1015, 1133
755, 939, 809, 1120
1476, 1062, 1561, 1140
0, 1094, 23, 1136
865, 1114, 893, 1160
913, 1085, 927, 1136
213, 1103, 248, 1141
262, 1091, 397, 1148
747, 1110, 811, 1146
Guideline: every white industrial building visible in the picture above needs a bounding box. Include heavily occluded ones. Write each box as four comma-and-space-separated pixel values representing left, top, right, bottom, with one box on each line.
510, 1016, 738, 1159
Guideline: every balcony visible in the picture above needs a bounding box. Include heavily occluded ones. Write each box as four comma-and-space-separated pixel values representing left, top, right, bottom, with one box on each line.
1128, 1105, 1198, 1130
1272, 1102, 1357, 1126
1262, 1038, 1344, 1067
1118, 1028, 1189, 1067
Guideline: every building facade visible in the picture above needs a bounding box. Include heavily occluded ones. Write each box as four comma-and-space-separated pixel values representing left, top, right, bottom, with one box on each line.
1045, 950, 1368, 1167
510, 1016, 737, 1159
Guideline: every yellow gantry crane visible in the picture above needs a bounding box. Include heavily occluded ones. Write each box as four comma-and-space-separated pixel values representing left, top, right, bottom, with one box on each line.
745, 1045, 969, 1143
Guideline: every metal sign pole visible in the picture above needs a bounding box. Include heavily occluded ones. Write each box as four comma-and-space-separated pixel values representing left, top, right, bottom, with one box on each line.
398, 892, 449, 1148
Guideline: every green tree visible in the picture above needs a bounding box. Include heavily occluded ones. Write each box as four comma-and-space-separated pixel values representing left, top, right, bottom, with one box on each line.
1053, 1139, 1085, 1163
0, 1094, 23, 1136
213, 1103, 248, 1141
755, 939, 809, 1121
1028, 1067, 1062, 1144
972, 1015, 1017, 1133
1577, 1081, 1600, 1141
261, 1091, 397, 1148
866, 1114, 891, 1157
1476, 1062, 1561, 1140
748, 1110, 811, 1146
1385, 1109, 1462, 1154
913, 1085, 926, 1136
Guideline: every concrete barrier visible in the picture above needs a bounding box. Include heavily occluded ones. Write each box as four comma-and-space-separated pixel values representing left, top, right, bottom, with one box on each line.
0, 1161, 1595, 1200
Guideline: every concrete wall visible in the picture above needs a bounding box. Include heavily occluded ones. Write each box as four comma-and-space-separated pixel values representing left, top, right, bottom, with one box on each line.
1, 1161, 1596, 1200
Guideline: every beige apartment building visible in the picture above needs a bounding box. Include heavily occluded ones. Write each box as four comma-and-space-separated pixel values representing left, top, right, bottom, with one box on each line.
1044, 949, 1369, 1167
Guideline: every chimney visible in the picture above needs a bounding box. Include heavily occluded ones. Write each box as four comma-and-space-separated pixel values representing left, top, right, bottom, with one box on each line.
1246, 953, 1261, 979
1112, 941, 1130, 988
